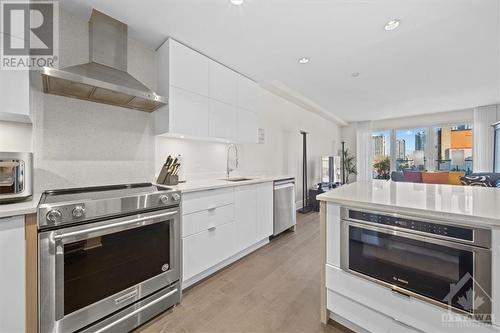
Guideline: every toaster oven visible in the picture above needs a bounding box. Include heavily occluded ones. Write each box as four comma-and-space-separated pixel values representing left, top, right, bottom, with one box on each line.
0, 152, 33, 203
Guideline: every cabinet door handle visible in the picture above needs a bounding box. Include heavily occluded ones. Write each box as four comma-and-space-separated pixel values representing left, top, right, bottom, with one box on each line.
208, 226, 217, 232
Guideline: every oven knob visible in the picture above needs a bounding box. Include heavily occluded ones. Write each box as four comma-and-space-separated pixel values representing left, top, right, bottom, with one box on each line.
171, 193, 181, 201
46, 209, 62, 223
159, 195, 170, 204
72, 206, 85, 218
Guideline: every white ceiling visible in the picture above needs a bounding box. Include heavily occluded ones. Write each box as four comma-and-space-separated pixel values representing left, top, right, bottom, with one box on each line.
61, 0, 500, 123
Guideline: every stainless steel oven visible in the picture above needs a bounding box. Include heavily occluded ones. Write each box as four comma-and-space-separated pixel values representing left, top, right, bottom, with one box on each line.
38, 183, 181, 333
340, 207, 492, 318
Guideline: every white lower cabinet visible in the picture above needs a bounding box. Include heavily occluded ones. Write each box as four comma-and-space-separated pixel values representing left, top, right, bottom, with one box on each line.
326, 264, 499, 333
183, 221, 236, 281
182, 182, 274, 287
327, 290, 418, 333
256, 182, 273, 240
235, 184, 258, 252
0, 216, 25, 333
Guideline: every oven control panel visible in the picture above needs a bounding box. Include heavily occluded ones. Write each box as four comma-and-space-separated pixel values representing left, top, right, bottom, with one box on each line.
348, 210, 473, 241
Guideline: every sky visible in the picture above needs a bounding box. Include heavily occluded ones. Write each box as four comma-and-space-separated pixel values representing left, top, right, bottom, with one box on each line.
373, 128, 426, 156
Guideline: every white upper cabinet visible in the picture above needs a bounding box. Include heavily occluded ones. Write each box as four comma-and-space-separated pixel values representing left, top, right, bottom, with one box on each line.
156, 38, 259, 143
237, 77, 260, 113
237, 108, 259, 143
0, 33, 30, 123
209, 60, 238, 106
168, 39, 209, 97
209, 99, 237, 141
169, 86, 209, 137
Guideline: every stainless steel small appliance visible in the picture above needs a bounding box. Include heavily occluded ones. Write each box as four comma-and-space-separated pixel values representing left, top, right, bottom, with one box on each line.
38, 183, 181, 333
0, 152, 32, 203
340, 207, 492, 318
273, 178, 296, 236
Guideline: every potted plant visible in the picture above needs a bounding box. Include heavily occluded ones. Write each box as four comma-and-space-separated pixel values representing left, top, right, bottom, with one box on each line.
373, 156, 391, 179
342, 149, 357, 183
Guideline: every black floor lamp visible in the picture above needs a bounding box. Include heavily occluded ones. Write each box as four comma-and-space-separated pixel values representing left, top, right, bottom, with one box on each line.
298, 130, 312, 214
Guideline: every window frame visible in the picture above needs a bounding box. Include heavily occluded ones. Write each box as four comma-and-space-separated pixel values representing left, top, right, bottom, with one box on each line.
371, 122, 473, 178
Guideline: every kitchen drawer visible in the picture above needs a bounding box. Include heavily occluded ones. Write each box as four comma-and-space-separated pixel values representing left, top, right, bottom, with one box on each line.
182, 221, 236, 281
326, 264, 498, 333
327, 289, 419, 333
182, 204, 234, 238
182, 187, 234, 215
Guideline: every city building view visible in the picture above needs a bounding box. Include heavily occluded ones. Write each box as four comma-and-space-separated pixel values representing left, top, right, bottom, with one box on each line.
371, 125, 473, 179
436, 125, 473, 172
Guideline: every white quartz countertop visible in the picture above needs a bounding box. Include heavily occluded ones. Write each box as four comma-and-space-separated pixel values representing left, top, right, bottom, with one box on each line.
0, 175, 294, 219
317, 180, 500, 227
0, 193, 40, 219
172, 175, 295, 193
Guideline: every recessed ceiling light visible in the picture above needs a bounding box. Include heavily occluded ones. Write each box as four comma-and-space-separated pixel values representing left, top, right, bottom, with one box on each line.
231, 0, 244, 5
351, 72, 360, 78
298, 57, 310, 64
384, 19, 400, 31
180, 135, 185, 139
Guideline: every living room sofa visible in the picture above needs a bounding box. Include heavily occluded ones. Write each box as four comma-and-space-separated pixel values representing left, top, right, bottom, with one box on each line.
391, 171, 500, 187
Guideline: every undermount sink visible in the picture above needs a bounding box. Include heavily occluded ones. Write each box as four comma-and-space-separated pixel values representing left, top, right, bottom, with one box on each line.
221, 177, 254, 182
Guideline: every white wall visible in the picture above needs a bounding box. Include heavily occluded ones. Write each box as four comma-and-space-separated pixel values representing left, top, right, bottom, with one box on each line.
155, 88, 342, 205
29, 10, 158, 191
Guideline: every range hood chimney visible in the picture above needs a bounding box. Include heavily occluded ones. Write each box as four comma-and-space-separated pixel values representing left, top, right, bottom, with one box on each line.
41, 9, 167, 112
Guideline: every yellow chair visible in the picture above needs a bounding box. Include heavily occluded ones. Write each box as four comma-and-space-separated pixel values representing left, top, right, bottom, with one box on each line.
448, 171, 466, 185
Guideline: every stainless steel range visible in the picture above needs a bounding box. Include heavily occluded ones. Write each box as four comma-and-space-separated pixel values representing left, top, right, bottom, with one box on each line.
37, 183, 181, 333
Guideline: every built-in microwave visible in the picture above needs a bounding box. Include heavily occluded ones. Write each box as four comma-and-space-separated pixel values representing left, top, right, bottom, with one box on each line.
340, 207, 492, 318
0, 152, 32, 203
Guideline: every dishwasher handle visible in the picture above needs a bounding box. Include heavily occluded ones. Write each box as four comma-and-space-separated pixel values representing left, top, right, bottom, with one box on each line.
274, 183, 294, 190
274, 178, 295, 188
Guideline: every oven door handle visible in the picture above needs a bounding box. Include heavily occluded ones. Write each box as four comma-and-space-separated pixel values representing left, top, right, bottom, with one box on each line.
54, 211, 178, 241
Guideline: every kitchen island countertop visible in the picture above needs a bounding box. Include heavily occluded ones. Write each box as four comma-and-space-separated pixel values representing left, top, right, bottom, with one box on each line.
317, 180, 500, 228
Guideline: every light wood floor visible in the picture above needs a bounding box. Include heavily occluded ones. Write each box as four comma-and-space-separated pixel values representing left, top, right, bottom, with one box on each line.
136, 212, 349, 333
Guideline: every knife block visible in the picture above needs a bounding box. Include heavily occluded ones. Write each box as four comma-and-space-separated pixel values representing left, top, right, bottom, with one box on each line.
164, 175, 179, 185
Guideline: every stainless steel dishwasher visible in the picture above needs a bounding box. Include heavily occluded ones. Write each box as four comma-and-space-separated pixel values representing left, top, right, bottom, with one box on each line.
273, 178, 296, 236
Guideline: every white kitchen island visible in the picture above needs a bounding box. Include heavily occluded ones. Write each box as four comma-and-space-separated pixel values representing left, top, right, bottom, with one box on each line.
317, 180, 500, 333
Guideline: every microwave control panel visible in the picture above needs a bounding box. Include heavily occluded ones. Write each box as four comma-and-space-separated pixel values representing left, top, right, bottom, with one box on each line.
348, 210, 473, 241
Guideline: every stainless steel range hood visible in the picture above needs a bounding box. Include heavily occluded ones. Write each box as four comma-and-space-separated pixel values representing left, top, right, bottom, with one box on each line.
41, 9, 167, 112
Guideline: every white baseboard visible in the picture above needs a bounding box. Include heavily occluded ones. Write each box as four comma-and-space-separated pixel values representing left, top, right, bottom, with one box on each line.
182, 237, 270, 289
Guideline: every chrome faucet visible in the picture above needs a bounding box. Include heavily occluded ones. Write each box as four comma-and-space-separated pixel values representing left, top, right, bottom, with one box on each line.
226, 144, 239, 179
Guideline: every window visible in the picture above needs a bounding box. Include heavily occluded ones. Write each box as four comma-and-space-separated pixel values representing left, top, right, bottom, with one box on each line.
435, 124, 473, 173
372, 130, 391, 179
395, 128, 427, 171
370, 124, 473, 177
